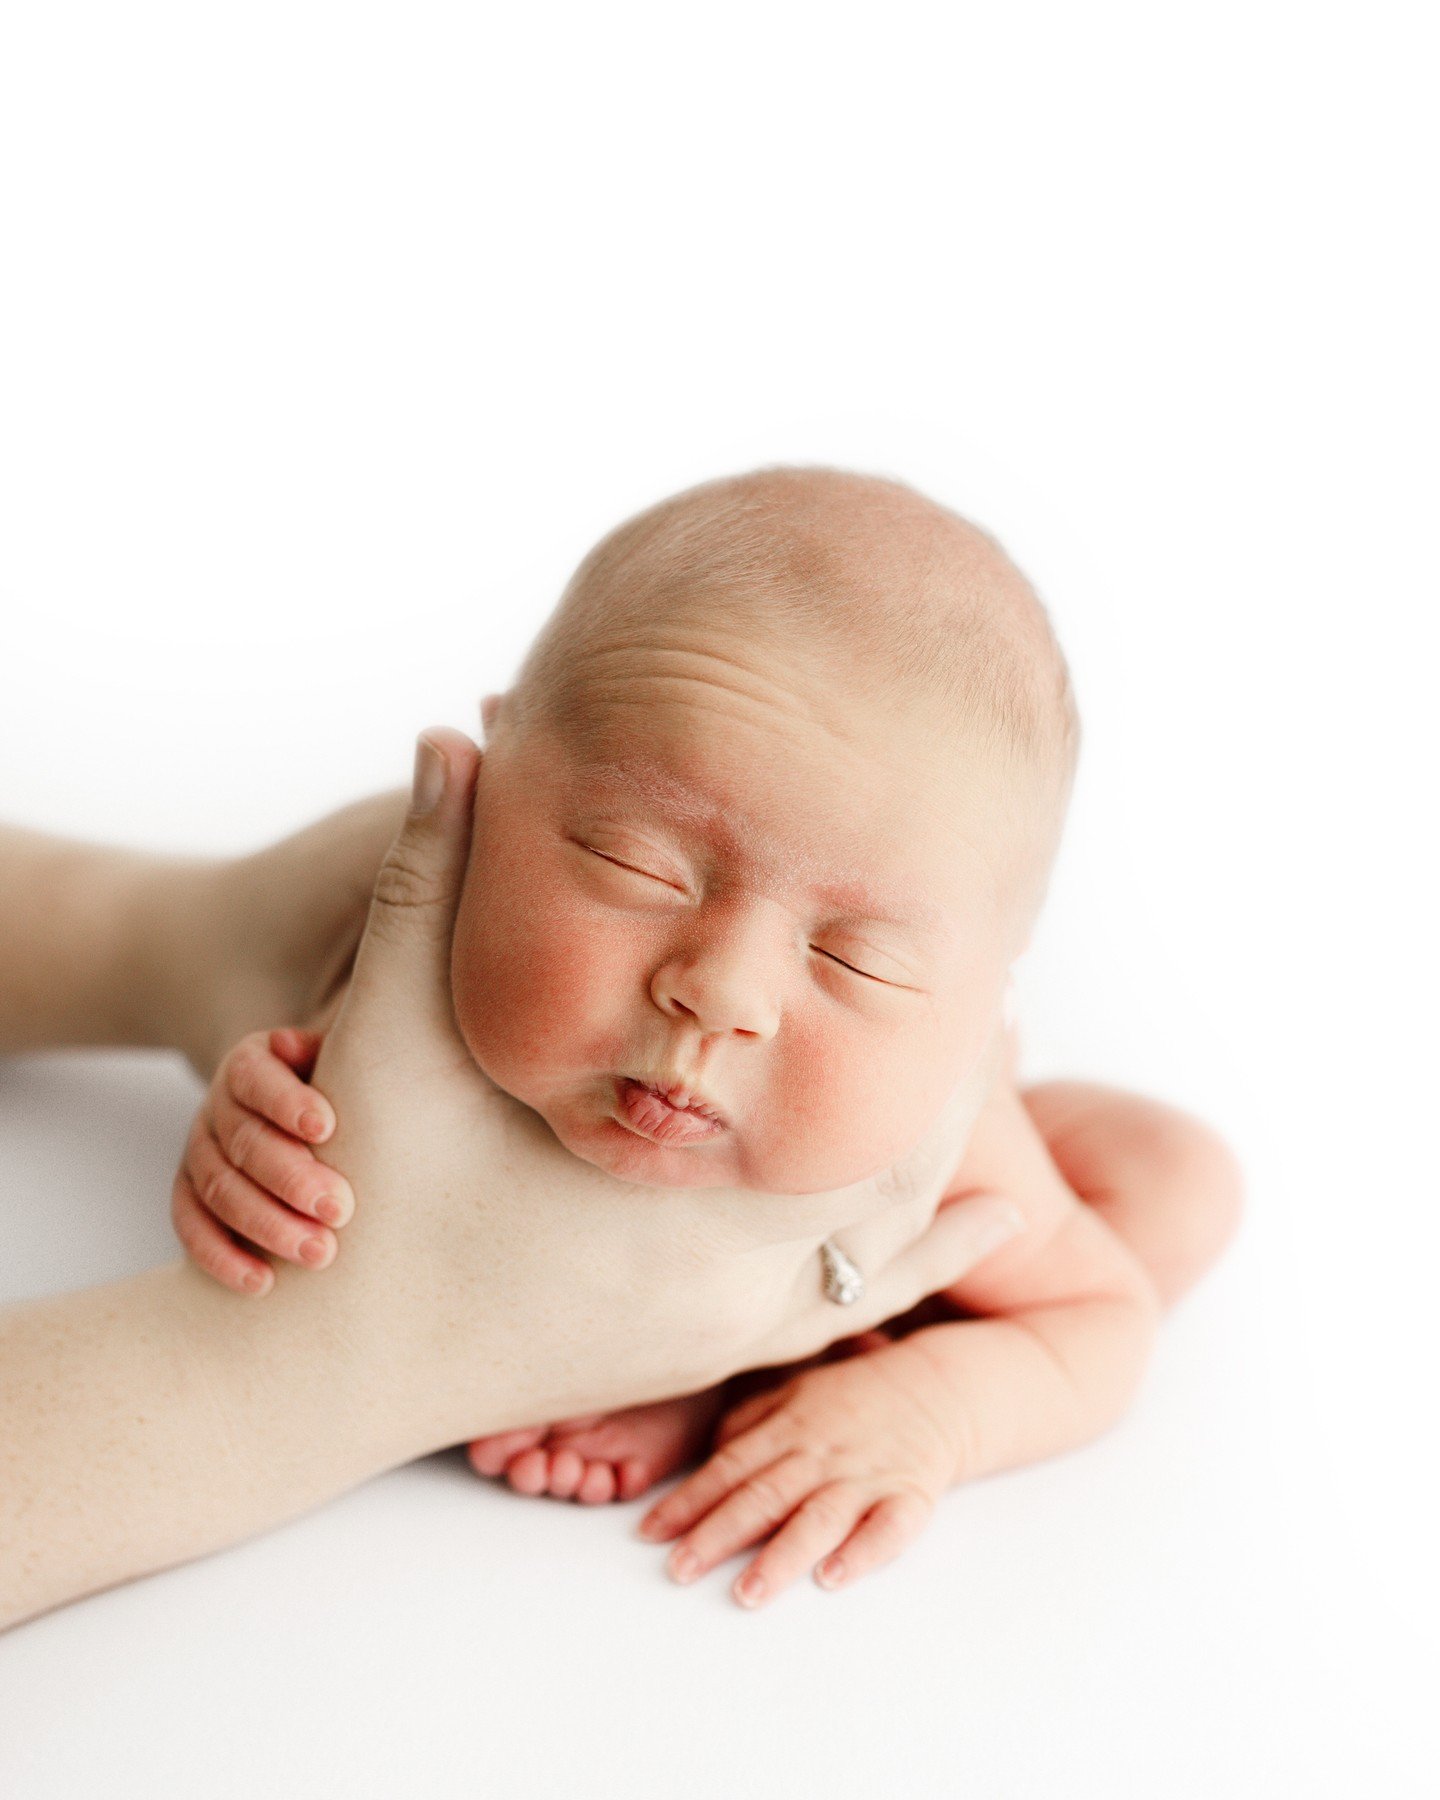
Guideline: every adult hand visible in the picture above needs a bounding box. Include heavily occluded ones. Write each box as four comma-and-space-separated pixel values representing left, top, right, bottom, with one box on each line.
0, 731, 1020, 1629
306, 729, 1026, 1454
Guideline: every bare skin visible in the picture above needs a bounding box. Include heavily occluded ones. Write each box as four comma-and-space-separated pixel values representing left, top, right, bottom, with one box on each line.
181, 676, 1243, 1603
3, 736, 1025, 1628
467, 1066, 1243, 1549
172, 469, 1244, 1602
0, 795, 405, 1079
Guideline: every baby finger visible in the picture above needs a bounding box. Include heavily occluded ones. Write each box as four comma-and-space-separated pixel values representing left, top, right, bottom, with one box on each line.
172, 1169, 274, 1296
733, 1481, 867, 1610
267, 1026, 326, 1084
225, 1029, 333, 1142
815, 1489, 934, 1592
188, 1125, 337, 1269
212, 1084, 353, 1228
664, 1451, 816, 1584
639, 1431, 774, 1544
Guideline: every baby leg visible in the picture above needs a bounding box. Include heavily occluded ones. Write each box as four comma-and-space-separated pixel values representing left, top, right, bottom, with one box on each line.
1020, 1082, 1244, 1308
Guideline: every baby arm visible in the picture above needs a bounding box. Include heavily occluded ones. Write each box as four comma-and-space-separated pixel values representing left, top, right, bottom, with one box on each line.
641, 1079, 1237, 1606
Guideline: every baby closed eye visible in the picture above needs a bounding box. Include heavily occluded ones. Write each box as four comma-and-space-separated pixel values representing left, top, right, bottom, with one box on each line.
572, 838, 910, 986
810, 945, 891, 983
579, 843, 689, 893
573, 837, 922, 991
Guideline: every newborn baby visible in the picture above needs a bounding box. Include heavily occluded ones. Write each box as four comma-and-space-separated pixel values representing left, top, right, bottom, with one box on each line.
176, 467, 1242, 1606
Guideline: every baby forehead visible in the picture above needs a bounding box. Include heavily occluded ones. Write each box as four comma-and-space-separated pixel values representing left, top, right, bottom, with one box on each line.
566, 752, 967, 929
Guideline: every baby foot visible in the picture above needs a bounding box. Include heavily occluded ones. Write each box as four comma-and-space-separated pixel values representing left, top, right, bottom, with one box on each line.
466, 1388, 727, 1505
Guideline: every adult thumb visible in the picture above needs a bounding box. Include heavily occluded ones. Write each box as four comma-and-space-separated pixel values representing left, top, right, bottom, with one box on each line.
343, 728, 481, 1042
856, 1192, 1026, 1328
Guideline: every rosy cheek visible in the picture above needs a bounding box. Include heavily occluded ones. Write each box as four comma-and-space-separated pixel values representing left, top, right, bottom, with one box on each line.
758, 1009, 939, 1188
749, 1014, 877, 1179
454, 885, 638, 1085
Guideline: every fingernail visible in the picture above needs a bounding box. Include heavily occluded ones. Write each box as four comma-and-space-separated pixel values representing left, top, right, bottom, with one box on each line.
299, 1110, 330, 1143
638, 1514, 665, 1541
412, 734, 445, 815
734, 1573, 766, 1609
314, 1195, 344, 1227
299, 1236, 330, 1267
816, 1557, 845, 1589
668, 1549, 700, 1584
243, 1269, 269, 1295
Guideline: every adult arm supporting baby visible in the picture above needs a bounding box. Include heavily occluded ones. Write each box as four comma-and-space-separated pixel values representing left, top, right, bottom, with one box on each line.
0, 1259, 421, 1630
0, 795, 403, 1078
0, 823, 211, 1062
0, 768, 464, 1630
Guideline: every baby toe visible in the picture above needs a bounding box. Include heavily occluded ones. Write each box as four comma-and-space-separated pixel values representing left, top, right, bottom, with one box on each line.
548, 1448, 585, 1498
467, 1428, 545, 1478
617, 1457, 655, 1502
577, 1461, 618, 1505
506, 1448, 552, 1497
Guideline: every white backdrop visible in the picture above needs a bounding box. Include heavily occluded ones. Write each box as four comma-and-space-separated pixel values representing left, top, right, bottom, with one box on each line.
1, 3, 1436, 1795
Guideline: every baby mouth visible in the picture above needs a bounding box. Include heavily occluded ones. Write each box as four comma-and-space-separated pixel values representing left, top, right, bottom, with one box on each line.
613, 1077, 728, 1146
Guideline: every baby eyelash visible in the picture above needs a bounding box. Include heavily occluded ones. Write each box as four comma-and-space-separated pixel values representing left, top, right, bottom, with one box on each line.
582, 845, 686, 892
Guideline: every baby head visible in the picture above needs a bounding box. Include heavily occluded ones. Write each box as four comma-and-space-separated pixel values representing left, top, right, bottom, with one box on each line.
450, 467, 1078, 1193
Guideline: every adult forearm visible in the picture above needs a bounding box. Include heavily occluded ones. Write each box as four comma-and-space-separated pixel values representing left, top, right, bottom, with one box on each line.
0, 825, 212, 1057
0, 1259, 434, 1631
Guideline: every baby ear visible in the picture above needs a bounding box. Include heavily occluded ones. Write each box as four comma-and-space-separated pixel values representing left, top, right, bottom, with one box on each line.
478, 692, 509, 742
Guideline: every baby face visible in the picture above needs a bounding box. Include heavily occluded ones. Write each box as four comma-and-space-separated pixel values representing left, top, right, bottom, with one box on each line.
449, 636, 1036, 1193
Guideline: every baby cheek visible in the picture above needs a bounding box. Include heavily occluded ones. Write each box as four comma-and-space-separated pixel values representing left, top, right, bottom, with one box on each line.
453, 892, 627, 1083
755, 1016, 908, 1186
769, 1002, 967, 1189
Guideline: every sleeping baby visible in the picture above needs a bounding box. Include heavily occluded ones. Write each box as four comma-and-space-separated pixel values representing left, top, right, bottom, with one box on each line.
172, 467, 1242, 1607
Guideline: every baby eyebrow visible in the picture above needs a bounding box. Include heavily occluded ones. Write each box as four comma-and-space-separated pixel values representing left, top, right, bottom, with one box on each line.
808, 880, 947, 935
579, 759, 947, 934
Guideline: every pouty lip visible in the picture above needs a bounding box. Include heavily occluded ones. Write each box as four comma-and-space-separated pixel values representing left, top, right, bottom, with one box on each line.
616, 1073, 729, 1128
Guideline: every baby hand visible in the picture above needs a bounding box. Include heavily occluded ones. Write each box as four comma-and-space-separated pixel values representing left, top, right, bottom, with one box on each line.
638, 1339, 960, 1609
172, 1027, 354, 1296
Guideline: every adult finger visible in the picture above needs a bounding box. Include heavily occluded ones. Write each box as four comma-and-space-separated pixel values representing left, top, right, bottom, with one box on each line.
861, 1192, 1025, 1321
336, 728, 481, 1049
762, 1192, 1025, 1366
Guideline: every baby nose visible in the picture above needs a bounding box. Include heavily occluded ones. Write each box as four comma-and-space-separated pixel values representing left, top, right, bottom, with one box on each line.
650, 940, 781, 1042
